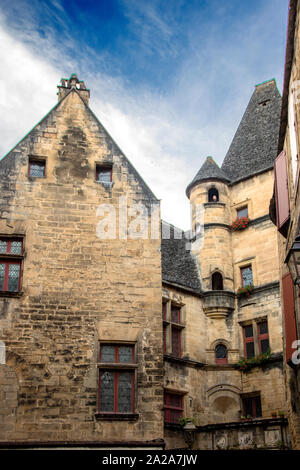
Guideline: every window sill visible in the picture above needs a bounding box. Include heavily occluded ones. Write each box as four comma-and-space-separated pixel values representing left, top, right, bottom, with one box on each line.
95, 413, 139, 421
96, 181, 114, 189
0, 291, 23, 298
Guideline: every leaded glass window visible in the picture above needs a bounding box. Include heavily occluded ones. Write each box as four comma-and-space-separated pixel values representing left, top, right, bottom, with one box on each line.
7, 264, 20, 292
241, 266, 253, 287
29, 159, 45, 177
98, 343, 135, 413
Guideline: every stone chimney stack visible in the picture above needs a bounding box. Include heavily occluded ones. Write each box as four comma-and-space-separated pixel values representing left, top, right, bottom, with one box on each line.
57, 74, 90, 105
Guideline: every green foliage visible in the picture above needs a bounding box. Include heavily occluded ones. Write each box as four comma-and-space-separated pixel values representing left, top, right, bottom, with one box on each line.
230, 216, 250, 231
237, 284, 254, 298
237, 349, 271, 371
178, 416, 197, 426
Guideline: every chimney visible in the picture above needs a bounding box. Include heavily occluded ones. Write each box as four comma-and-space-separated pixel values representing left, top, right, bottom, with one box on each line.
57, 74, 90, 105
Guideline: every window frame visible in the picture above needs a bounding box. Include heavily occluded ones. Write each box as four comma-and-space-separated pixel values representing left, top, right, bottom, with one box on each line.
95, 164, 113, 183
240, 265, 253, 287
28, 157, 46, 178
257, 321, 270, 354
243, 324, 255, 359
242, 395, 262, 418
97, 343, 137, 415
215, 343, 228, 364
0, 237, 24, 295
170, 304, 183, 358
237, 206, 248, 219
164, 392, 184, 424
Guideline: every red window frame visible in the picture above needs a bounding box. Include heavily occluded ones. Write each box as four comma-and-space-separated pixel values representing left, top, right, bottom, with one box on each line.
171, 327, 182, 358
95, 165, 112, 183
164, 392, 183, 424
240, 265, 253, 287
257, 321, 270, 354
0, 238, 23, 293
243, 325, 255, 359
98, 344, 135, 414
28, 158, 46, 178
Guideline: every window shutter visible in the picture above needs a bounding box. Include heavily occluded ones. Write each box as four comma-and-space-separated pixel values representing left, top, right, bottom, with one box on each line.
282, 272, 297, 363
274, 151, 290, 234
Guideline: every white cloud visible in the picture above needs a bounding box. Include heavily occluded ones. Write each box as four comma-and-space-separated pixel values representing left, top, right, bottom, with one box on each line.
0, 0, 288, 230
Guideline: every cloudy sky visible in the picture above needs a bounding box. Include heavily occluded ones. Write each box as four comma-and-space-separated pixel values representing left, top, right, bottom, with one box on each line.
0, 0, 289, 229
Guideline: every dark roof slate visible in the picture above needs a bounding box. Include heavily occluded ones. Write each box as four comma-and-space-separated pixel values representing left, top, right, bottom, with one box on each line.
221, 79, 282, 182
186, 157, 230, 196
161, 222, 201, 293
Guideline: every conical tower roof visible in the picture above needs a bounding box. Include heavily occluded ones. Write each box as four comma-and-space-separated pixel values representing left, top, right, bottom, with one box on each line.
221, 79, 281, 182
186, 156, 230, 197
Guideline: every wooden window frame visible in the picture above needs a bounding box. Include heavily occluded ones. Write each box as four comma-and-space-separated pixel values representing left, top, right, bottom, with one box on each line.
97, 343, 136, 414
243, 324, 255, 359
0, 238, 24, 294
257, 321, 270, 354
170, 304, 183, 358
164, 392, 184, 424
242, 395, 262, 418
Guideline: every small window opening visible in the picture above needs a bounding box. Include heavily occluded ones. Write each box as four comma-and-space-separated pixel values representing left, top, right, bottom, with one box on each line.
208, 188, 219, 202
212, 272, 223, 290
215, 344, 228, 364
96, 165, 112, 183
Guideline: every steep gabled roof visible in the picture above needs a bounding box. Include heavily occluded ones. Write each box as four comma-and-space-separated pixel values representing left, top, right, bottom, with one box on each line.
186, 156, 230, 197
221, 79, 282, 182
0, 83, 157, 203
161, 222, 201, 293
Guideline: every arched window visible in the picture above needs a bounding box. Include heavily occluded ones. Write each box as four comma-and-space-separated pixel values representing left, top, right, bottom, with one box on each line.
215, 344, 228, 364
212, 272, 223, 290
208, 187, 219, 202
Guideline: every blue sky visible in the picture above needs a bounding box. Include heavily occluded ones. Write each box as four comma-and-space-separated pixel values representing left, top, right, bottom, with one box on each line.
0, 0, 289, 228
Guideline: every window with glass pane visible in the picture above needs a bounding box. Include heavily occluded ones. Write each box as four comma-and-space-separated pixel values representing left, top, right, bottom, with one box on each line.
0, 239, 22, 255
0, 262, 21, 293
243, 395, 262, 418
164, 392, 183, 424
171, 305, 180, 324
243, 325, 255, 359
241, 266, 253, 287
98, 343, 135, 414
258, 321, 270, 354
29, 159, 45, 177
215, 344, 228, 364
237, 206, 248, 218
171, 327, 181, 358
96, 165, 112, 183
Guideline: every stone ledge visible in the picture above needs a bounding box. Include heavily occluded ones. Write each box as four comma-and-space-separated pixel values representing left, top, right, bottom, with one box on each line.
95, 412, 139, 421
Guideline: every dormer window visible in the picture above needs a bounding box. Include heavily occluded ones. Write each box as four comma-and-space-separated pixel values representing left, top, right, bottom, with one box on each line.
96, 164, 112, 183
28, 158, 46, 178
208, 188, 219, 202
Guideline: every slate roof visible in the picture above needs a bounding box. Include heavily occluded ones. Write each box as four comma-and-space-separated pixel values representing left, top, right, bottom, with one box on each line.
186, 157, 230, 196
221, 79, 282, 182
161, 222, 201, 293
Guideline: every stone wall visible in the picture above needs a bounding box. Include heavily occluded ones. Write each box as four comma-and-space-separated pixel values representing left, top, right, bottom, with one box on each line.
0, 88, 163, 444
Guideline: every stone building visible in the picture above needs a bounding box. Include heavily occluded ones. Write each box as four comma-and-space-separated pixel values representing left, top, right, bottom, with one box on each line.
0, 71, 289, 449
269, 0, 300, 450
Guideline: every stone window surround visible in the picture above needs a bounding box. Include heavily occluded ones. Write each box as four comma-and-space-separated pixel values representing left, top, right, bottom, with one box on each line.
232, 198, 252, 220
234, 257, 257, 289
95, 340, 139, 421
162, 298, 185, 359
239, 316, 269, 358
95, 161, 113, 183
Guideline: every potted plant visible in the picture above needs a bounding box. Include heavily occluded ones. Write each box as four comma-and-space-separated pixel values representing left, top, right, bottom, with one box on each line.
230, 216, 250, 231
237, 285, 254, 298
271, 411, 277, 418
278, 410, 285, 418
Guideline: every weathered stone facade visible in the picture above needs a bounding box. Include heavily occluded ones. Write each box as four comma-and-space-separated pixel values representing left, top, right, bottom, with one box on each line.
0, 71, 289, 449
